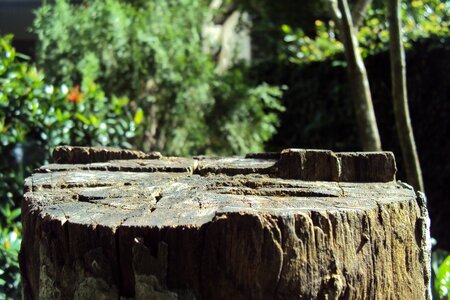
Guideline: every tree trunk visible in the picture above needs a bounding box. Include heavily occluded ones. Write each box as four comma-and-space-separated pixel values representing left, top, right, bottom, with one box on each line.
337, 0, 382, 151
20, 146, 430, 299
387, 0, 424, 192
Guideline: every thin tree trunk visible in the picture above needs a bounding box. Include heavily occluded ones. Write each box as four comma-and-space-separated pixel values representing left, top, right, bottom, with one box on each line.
337, 0, 382, 151
387, 0, 424, 191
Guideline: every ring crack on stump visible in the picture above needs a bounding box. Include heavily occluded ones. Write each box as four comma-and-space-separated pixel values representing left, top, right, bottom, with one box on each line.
20, 146, 431, 299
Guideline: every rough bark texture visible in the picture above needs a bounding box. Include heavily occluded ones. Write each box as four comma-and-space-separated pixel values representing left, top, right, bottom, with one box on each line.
20, 146, 431, 299
387, 0, 424, 192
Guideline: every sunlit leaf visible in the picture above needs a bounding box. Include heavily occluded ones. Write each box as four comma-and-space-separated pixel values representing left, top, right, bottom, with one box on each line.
436, 255, 450, 299
4, 239, 10, 250
134, 108, 144, 125
75, 112, 91, 125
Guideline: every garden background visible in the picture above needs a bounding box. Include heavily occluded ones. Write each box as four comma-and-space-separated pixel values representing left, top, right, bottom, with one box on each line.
0, 0, 449, 298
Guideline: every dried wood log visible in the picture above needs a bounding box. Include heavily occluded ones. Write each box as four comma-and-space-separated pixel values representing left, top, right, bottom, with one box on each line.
20, 146, 431, 299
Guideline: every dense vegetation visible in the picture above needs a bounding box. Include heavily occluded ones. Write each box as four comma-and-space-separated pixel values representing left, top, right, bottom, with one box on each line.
33, 0, 284, 156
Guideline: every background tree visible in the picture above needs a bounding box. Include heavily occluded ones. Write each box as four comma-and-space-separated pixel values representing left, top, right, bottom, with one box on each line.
324, 0, 382, 151
387, 0, 424, 192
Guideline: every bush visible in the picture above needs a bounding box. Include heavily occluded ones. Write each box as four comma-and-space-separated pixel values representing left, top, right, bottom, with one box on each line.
0, 34, 139, 297
33, 0, 284, 156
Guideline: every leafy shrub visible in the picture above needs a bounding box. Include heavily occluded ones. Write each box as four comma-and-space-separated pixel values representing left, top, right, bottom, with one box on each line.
207, 67, 284, 155
0, 34, 139, 297
33, 0, 284, 156
0, 34, 138, 154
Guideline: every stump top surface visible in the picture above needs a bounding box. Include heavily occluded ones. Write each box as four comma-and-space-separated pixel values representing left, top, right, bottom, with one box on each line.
24, 146, 412, 229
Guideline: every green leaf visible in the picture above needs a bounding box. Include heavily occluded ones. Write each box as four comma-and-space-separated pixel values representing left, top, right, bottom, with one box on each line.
281, 24, 292, 34
75, 112, 91, 125
90, 115, 100, 126
134, 108, 144, 125
436, 255, 450, 299
9, 208, 21, 221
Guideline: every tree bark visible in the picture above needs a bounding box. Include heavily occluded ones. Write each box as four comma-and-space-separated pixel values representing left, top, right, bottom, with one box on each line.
387, 0, 424, 192
337, 0, 382, 151
20, 146, 431, 299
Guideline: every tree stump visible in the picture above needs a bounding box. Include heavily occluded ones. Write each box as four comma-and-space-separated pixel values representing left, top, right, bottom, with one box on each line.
20, 146, 431, 299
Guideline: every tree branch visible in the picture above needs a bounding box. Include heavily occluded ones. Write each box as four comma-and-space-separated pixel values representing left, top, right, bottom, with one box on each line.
351, 0, 373, 27
323, 0, 343, 27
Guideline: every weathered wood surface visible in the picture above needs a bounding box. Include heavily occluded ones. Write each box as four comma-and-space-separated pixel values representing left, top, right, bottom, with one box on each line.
20, 146, 431, 300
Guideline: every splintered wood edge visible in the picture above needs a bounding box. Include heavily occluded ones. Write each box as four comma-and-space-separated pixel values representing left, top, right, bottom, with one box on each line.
53, 145, 162, 164
51, 146, 396, 183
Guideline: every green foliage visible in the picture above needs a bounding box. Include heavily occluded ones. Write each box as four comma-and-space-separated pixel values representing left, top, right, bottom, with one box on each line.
436, 256, 450, 299
433, 249, 450, 300
281, 0, 449, 64
33, 0, 284, 155
403, 0, 449, 41
281, 21, 344, 64
0, 205, 21, 298
0, 34, 137, 152
0, 34, 139, 297
207, 68, 285, 154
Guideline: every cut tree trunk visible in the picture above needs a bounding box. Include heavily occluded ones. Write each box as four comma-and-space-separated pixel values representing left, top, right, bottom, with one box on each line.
20, 146, 431, 299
